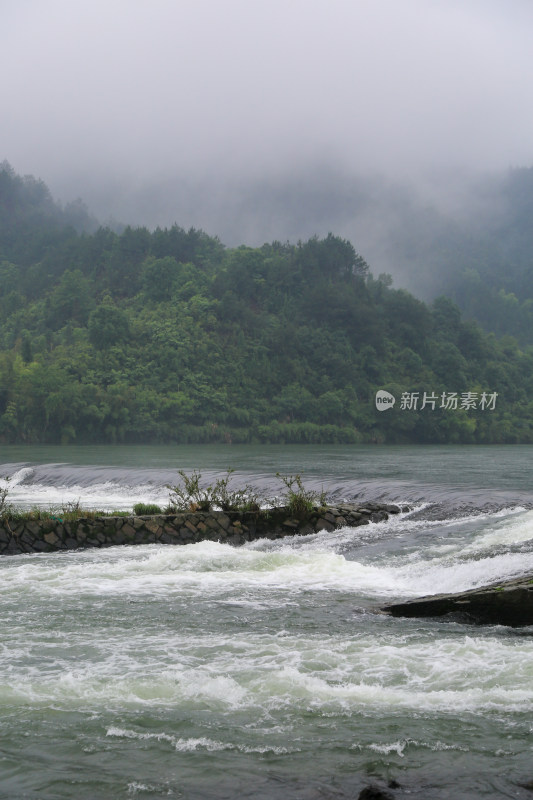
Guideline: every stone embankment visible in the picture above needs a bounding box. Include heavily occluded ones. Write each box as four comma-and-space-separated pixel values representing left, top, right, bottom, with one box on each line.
382, 574, 533, 627
0, 502, 405, 557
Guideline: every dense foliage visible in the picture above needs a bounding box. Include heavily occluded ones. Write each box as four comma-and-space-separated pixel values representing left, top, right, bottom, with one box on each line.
1, 162, 533, 445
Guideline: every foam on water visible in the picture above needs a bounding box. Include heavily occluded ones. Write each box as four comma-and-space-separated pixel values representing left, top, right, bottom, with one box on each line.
2, 464, 174, 511
379, 507, 533, 594
107, 727, 294, 754
0, 542, 388, 597
2, 479, 166, 512
2, 626, 533, 715
2, 503, 533, 603
363, 739, 469, 757
0, 543, 448, 601
2, 467, 35, 487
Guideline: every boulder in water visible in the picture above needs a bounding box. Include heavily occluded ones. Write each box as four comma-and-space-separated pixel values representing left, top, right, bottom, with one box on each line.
358, 785, 395, 800
382, 575, 533, 627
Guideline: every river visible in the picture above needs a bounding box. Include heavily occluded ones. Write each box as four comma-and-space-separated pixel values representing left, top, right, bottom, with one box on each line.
1, 444, 533, 799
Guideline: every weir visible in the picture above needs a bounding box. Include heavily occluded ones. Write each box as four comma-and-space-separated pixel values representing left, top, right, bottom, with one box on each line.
0, 502, 404, 556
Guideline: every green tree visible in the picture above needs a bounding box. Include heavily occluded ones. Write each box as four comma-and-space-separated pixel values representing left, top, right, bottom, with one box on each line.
45, 269, 94, 329
88, 296, 130, 350
141, 256, 180, 301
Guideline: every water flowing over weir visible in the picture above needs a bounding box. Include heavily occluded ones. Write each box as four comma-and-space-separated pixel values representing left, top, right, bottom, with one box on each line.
2, 445, 533, 800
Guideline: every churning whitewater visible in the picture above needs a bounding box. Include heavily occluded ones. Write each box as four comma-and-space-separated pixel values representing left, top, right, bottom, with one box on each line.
1, 444, 533, 799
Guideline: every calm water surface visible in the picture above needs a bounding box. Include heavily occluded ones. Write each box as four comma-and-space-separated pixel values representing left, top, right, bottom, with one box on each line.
1, 445, 533, 799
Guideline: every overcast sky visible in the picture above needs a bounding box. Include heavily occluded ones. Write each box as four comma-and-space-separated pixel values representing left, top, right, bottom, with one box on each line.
2, 0, 533, 226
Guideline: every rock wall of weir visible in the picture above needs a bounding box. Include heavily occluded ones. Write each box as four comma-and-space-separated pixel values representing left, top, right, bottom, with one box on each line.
0, 502, 404, 556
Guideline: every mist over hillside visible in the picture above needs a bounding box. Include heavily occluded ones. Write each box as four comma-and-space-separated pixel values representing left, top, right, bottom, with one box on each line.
6, 153, 533, 343
38, 160, 533, 338
4, 0, 533, 340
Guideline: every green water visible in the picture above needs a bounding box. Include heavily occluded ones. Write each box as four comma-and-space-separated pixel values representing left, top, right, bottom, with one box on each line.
1, 445, 533, 799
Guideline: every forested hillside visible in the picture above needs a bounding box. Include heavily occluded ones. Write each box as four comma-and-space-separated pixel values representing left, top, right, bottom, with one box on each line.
1, 162, 533, 445
89, 165, 533, 347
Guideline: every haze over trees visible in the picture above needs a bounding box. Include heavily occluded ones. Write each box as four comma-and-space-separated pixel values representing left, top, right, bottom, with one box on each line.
72, 163, 533, 345
1, 161, 533, 446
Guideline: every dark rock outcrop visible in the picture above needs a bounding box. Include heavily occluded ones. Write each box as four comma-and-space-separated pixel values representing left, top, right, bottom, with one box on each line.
382, 575, 533, 627
358, 785, 395, 800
